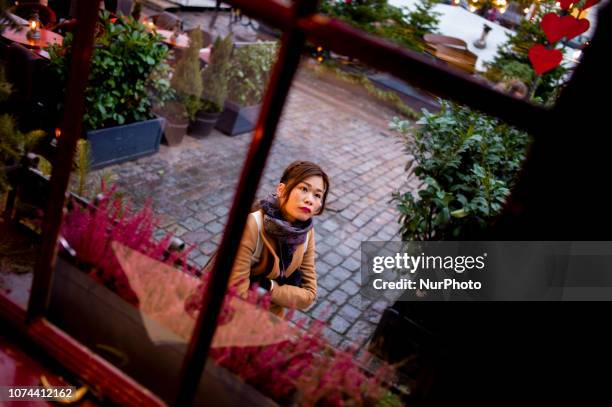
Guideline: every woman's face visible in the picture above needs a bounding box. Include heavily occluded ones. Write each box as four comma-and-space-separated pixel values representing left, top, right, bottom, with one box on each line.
278, 175, 325, 223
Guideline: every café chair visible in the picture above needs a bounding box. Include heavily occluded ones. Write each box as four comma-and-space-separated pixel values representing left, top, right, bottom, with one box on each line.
152, 11, 183, 31
9, 3, 57, 28
423, 33, 477, 74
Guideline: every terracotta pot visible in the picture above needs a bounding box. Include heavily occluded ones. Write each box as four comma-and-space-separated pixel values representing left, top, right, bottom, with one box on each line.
163, 117, 188, 146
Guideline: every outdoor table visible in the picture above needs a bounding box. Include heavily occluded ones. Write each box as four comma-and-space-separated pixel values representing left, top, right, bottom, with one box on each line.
154, 29, 190, 48
1, 26, 63, 52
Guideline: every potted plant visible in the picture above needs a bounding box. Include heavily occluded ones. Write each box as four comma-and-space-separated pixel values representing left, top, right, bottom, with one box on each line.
48, 12, 170, 169
216, 41, 278, 136
189, 33, 233, 138
157, 27, 204, 146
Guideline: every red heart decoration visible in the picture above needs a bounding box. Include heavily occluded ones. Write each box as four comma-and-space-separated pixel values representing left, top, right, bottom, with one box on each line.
529, 44, 563, 75
541, 13, 590, 44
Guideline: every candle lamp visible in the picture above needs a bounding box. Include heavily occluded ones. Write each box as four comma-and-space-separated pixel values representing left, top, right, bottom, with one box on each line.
26, 12, 41, 41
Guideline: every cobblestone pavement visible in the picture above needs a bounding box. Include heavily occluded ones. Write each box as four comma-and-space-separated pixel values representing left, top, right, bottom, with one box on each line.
94, 56, 419, 351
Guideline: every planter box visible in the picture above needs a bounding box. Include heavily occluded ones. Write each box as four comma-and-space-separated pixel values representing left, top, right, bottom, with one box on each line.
48, 256, 278, 406
215, 101, 261, 136
85, 118, 164, 170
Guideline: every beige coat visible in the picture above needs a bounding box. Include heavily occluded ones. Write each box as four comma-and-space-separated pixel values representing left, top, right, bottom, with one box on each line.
228, 210, 317, 316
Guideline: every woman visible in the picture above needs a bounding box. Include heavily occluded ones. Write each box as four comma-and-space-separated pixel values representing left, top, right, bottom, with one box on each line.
228, 161, 330, 317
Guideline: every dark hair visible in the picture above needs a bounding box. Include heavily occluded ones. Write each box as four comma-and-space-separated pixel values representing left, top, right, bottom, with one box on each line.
279, 161, 330, 215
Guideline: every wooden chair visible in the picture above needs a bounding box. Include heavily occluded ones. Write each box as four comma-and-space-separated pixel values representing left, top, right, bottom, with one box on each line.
152, 11, 183, 31
423, 33, 478, 74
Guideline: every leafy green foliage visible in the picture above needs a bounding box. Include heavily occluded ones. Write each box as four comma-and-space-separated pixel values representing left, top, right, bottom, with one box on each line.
0, 66, 11, 102
48, 12, 170, 131
484, 1, 566, 104
171, 28, 204, 120
0, 115, 45, 192
406, 0, 441, 40
74, 139, 90, 197
201, 34, 234, 113
321, 0, 440, 52
227, 41, 278, 106
391, 101, 530, 240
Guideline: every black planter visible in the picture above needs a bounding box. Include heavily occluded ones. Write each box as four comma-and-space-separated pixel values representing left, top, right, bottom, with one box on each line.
215, 101, 261, 136
189, 110, 221, 138
85, 117, 164, 170
162, 117, 189, 146
48, 256, 279, 406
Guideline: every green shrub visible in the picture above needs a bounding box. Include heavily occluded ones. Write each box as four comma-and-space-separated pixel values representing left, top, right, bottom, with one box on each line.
391, 101, 530, 240
171, 27, 204, 120
201, 34, 233, 113
48, 11, 170, 131
227, 41, 278, 106
0, 115, 45, 192
321, 0, 439, 52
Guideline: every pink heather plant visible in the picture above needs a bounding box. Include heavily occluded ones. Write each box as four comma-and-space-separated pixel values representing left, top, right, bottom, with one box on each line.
61, 182, 195, 305
186, 278, 403, 406
61, 181, 402, 406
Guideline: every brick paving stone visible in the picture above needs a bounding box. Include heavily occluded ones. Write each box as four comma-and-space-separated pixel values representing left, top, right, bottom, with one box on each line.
345, 238, 362, 250
341, 258, 360, 272
329, 315, 351, 334
153, 229, 167, 241
213, 205, 229, 218
166, 224, 188, 237
338, 304, 361, 322
325, 235, 341, 247
199, 241, 218, 256
195, 211, 217, 224
311, 301, 338, 322
340, 280, 361, 296
321, 218, 339, 232
363, 308, 383, 324
205, 221, 225, 234
192, 254, 210, 268
331, 266, 352, 281
327, 289, 349, 306
372, 299, 390, 313
349, 295, 372, 309
315, 242, 332, 256
180, 217, 204, 232
334, 244, 353, 258
182, 229, 213, 245
317, 261, 332, 275
319, 274, 341, 291
323, 327, 344, 347
345, 320, 374, 343
322, 252, 344, 267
